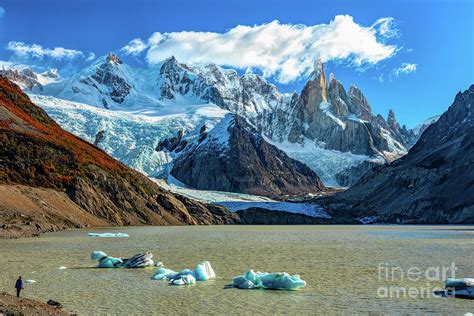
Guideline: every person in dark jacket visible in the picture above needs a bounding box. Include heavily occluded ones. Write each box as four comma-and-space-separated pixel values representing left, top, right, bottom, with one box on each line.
15, 276, 23, 297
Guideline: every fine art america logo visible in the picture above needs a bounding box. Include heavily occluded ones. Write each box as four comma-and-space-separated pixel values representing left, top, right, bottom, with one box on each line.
377, 262, 457, 298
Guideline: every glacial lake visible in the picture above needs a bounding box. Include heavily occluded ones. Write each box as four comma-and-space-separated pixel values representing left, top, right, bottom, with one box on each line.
1, 225, 473, 315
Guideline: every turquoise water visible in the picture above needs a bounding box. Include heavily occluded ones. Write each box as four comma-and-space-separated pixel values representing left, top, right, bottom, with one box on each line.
1, 225, 473, 315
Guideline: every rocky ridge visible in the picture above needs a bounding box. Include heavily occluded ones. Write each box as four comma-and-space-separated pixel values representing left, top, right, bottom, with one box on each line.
169, 114, 326, 197
321, 85, 474, 223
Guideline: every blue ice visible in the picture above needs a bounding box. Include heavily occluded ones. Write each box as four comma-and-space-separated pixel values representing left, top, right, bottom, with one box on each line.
91, 251, 154, 268
151, 261, 215, 286
88, 233, 129, 237
232, 270, 306, 290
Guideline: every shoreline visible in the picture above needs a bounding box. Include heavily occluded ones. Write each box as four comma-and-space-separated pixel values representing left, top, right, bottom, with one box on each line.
4, 222, 474, 240
0, 291, 71, 315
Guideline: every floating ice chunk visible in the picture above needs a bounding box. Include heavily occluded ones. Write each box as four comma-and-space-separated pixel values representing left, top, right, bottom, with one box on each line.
151, 268, 178, 280
441, 278, 474, 299
24, 279, 36, 284
151, 261, 216, 284
445, 278, 474, 288
195, 261, 216, 281
244, 270, 259, 285
171, 274, 196, 286
231, 270, 306, 290
260, 273, 305, 290
88, 233, 129, 238
91, 251, 154, 268
91, 251, 108, 260
59, 266, 67, 270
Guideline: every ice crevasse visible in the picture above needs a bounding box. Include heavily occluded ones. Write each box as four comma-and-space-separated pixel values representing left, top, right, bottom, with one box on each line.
232, 270, 306, 290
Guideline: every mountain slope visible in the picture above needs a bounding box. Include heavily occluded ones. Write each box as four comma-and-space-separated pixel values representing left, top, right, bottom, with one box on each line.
322, 85, 474, 223
0, 76, 236, 237
170, 114, 326, 197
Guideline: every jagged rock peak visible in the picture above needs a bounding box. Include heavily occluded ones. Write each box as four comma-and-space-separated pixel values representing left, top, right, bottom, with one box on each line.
329, 72, 336, 82
315, 58, 324, 73
348, 84, 359, 95
163, 55, 178, 65
387, 109, 397, 124
106, 53, 123, 65
45, 68, 59, 78
310, 58, 327, 102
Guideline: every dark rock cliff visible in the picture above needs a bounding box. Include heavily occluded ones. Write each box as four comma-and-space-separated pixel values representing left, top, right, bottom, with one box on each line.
322, 85, 474, 224
171, 114, 326, 197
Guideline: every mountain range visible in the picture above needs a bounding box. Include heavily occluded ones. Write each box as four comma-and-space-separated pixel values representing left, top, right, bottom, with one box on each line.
0, 51, 472, 225
1, 53, 427, 191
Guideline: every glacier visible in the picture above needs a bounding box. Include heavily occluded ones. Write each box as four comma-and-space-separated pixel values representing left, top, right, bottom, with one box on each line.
29, 94, 331, 218
31, 94, 228, 177
31, 93, 366, 188
154, 177, 330, 218
231, 270, 306, 290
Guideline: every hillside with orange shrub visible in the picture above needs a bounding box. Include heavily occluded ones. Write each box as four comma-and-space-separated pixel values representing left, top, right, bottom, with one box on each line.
0, 76, 237, 238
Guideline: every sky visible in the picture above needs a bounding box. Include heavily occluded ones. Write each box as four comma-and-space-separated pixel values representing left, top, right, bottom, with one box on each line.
0, 0, 473, 127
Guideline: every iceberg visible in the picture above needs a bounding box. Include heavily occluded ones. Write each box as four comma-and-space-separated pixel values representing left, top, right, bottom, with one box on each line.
91, 251, 154, 268
436, 278, 474, 299
231, 270, 306, 290
88, 233, 129, 238
151, 261, 215, 286
445, 278, 474, 288
171, 274, 196, 286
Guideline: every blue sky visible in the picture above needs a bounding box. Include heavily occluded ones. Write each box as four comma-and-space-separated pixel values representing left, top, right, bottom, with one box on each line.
0, 0, 472, 127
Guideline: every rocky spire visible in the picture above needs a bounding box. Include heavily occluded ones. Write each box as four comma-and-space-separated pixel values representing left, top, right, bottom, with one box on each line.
348, 84, 372, 120
106, 53, 122, 65
387, 109, 401, 131
310, 58, 327, 102
327, 73, 350, 117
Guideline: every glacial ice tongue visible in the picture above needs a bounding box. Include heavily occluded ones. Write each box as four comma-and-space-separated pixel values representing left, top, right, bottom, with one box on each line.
91, 251, 154, 268
88, 233, 129, 237
151, 261, 215, 286
232, 270, 306, 290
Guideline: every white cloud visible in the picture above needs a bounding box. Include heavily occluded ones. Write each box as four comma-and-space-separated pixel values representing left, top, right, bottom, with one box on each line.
121, 38, 147, 55
0, 7, 5, 18
141, 15, 398, 83
371, 17, 398, 39
377, 74, 384, 83
86, 52, 96, 61
394, 63, 417, 76
6, 41, 90, 61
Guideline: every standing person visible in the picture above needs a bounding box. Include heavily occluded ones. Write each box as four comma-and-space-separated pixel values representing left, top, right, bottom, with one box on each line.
15, 276, 23, 297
